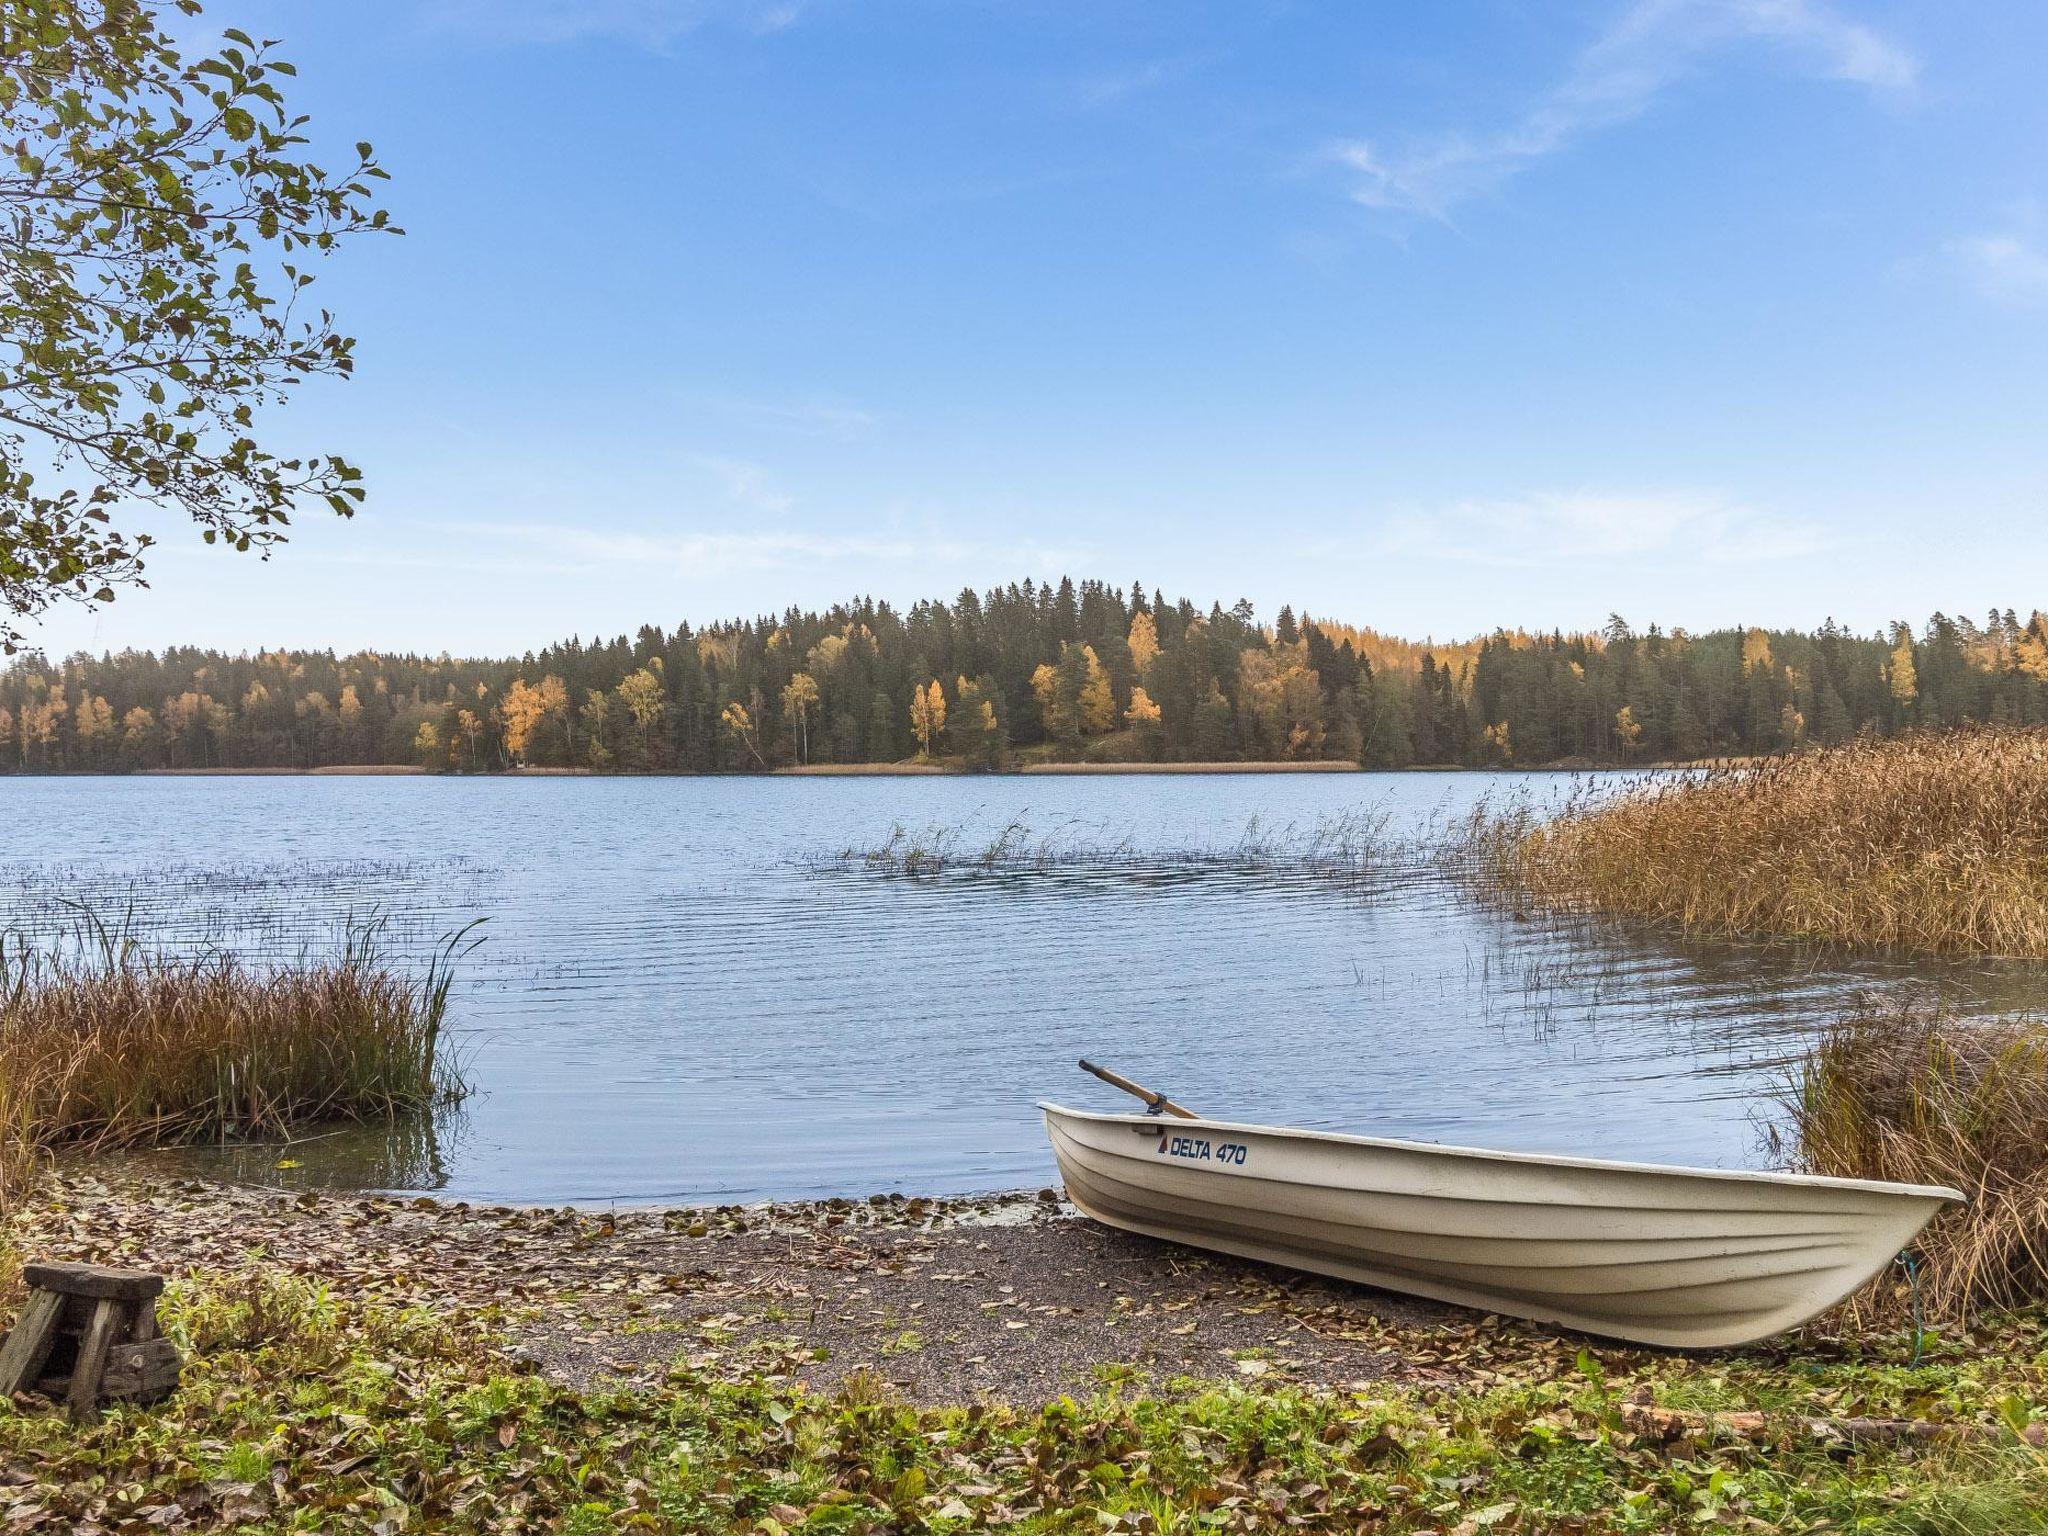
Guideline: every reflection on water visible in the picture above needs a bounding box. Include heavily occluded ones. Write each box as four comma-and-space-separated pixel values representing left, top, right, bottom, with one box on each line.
4, 772, 2045, 1205
105, 1110, 466, 1193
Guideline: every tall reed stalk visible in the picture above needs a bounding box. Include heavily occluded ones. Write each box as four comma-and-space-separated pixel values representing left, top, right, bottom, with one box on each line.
0, 917, 477, 1215
1475, 726, 2048, 955
1787, 995, 2048, 1325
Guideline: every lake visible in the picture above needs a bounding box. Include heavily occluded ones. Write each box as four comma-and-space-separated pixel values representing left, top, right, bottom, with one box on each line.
4, 772, 2044, 1205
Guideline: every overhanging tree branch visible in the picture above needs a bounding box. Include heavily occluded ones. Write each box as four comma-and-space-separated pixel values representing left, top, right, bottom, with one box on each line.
0, 0, 397, 650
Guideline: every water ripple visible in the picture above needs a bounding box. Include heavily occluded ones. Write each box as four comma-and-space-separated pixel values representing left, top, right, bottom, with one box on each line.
4, 772, 2046, 1203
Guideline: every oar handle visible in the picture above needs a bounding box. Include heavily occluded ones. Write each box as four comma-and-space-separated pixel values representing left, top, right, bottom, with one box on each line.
1078, 1058, 1199, 1119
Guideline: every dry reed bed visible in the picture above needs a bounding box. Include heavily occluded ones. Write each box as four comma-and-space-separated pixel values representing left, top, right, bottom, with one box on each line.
0, 921, 471, 1216
1790, 995, 2048, 1325
1478, 726, 2048, 955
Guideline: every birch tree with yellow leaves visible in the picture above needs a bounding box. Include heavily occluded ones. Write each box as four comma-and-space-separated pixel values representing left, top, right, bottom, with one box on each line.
498, 676, 569, 765
781, 672, 820, 765
909, 679, 946, 759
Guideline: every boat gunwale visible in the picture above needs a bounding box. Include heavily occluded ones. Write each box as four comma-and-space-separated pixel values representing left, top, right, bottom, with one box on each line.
1038, 1102, 1966, 1204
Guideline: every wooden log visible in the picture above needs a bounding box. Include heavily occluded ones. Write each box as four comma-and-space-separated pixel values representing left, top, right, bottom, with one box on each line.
22, 1262, 164, 1302
65, 1298, 123, 1422
0, 1290, 65, 1397
101, 1339, 182, 1404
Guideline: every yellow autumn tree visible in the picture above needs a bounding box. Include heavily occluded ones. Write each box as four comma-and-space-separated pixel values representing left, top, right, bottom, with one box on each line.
1126, 685, 1162, 727
951, 675, 1005, 767
781, 672, 820, 764
499, 675, 569, 763
1613, 705, 1642, 753
1780, 702, 1807, 748
2017, 613, 2048, 682
414, 720, 441, 762
1127, 610, 1159, 675
909, 679, 947, 758
120, 706, 156, 757
1889, 636, 1918, 704
1236, 643, 1324, 758
73, 694, 113, 742
455, 708, 484, 769
1740, 628, 1772, 674
615, 667, 667, 738
1077, 646, 1115, 735
721, 700, 767, 767
1031, 663, 1070, 741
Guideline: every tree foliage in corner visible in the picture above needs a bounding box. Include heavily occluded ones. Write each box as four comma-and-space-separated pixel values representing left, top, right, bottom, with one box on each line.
0, 0, 394, 649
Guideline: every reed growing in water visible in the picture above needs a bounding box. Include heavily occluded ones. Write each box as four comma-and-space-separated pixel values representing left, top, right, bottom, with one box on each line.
0, 918, 474, 1213
1786, 994, 2048, 1325
1478, 726, 2048, 955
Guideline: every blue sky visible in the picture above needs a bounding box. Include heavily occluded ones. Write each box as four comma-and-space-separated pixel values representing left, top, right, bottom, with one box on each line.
28, 0, 2048, 656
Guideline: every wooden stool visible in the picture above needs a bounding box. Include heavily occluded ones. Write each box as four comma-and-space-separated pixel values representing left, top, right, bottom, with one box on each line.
0, 1262, 182, 1419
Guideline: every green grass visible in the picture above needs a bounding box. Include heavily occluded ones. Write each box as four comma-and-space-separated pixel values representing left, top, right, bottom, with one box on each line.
3, 1268, 2045, 1533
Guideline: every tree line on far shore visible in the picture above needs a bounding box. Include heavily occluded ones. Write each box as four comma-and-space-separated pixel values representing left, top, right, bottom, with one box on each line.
2, 579, 2045, 773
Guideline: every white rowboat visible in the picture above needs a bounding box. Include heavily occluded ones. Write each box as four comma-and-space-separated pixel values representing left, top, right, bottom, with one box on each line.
1042, 1097, 1962, 1348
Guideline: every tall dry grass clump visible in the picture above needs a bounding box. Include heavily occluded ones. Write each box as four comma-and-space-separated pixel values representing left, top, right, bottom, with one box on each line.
0, 918, 474, 1213
1483, 726, 2048, 955
1788, 995, 2048, 1325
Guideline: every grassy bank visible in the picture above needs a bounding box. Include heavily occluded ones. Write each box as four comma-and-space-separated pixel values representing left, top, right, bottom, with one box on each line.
1476, 726, 2048, 955
0, 922, 471, 1215
3, 1176, 2046, 1534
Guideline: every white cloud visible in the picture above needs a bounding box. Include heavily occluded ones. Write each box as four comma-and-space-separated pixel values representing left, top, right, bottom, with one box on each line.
1378, 489, 1829, 568
694, 455, 796, 513
1331, 0, 1916, 218
424, 0, 804, 47
1946, 226, 2048, 309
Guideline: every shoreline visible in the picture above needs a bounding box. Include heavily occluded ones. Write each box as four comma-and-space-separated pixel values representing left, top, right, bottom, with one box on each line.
11, 758, 1735, 780
6, 1168, 2041, 1532
12, 1169, 1494, 1402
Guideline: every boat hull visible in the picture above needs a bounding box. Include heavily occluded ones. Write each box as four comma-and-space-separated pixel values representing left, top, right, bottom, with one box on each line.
1041, 1104, 1961, 1348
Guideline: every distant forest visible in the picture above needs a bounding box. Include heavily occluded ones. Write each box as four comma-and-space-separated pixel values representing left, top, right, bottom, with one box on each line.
3, 579, 2046, 773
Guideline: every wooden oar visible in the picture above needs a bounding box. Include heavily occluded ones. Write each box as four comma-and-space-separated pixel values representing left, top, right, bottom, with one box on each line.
1078, 1058, 1199, 1119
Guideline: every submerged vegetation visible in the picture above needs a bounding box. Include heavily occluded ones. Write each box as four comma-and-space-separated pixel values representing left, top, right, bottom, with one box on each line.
0, 918, 473, 1212
831, 811, 1395, 882
1474, 727, 2048, 956
1790, 995, 2048, 1327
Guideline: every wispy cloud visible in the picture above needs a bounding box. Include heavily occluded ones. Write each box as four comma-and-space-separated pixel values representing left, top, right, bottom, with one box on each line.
1946, 209, 2048, 309
1063, 53, 1205, 111
695, 394, 881, 441
694, 455, 796, 513
1331, 0, 1916, 219
441, 521, 1086, 580
424, 0, 804, 48
1379, 490, 1829, 567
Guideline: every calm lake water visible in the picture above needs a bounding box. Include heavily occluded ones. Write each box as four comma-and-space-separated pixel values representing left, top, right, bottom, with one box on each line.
5, 772, 2046, 1205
